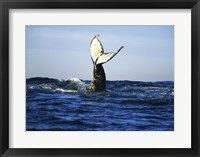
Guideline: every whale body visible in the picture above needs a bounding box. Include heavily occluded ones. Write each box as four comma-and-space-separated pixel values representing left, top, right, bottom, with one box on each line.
87, 35, 124, 92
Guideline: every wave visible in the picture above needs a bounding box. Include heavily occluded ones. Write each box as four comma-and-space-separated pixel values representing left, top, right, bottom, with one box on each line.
26, 77, 87, 94
26, 77, 174, 100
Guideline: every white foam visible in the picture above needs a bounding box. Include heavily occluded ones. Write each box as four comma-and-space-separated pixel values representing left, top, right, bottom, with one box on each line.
55, 88, 77, 93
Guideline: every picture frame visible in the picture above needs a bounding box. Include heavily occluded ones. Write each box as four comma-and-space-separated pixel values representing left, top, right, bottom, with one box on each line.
0, 0, 199, 156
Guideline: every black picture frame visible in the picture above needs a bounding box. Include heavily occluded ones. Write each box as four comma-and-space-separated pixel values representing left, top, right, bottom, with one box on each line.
0, 0, 199, 156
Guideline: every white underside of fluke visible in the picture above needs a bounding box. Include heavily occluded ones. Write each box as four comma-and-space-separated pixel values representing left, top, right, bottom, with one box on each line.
90, 35, 123, 65
95, 52, 118, 65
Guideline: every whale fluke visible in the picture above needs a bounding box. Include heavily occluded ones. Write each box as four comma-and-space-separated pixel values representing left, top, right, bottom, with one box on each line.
90, 35, 124, 65
87, 35, 124, 92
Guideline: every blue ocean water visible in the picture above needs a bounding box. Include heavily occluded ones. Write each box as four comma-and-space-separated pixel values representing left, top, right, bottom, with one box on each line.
26, 77, 174, 131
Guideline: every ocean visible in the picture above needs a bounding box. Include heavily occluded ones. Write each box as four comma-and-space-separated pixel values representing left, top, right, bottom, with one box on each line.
26, 77, 174, 131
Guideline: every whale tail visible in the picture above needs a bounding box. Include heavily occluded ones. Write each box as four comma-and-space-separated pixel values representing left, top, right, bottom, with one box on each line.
90, 35, 124, 65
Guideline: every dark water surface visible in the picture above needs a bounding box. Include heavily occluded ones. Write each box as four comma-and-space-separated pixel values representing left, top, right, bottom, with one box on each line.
26, 77, 174, 131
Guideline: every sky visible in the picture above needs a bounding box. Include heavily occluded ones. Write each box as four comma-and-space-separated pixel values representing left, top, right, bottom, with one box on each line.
26, 25, 174, 81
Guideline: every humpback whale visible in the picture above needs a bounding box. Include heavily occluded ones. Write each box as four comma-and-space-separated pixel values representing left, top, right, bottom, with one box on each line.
87, 35, 124, 92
